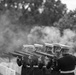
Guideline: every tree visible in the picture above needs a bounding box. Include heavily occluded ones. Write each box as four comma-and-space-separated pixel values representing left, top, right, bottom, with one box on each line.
54, 10, 76, 34
0, 0, 67, 26
22, 0, 67, 26
38, 0, 67, 25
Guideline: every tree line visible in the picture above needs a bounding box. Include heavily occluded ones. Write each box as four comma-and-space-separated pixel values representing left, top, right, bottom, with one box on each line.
0, 0, 76, 32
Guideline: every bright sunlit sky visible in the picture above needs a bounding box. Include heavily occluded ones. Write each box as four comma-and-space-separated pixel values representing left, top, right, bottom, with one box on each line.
61, 0, 76, 11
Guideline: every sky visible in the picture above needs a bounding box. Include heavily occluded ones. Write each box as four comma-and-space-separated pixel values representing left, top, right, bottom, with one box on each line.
61, 0, 76, 11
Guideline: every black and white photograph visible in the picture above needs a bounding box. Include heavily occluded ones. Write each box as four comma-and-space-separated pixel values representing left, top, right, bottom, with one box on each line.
0, 0, 76, 75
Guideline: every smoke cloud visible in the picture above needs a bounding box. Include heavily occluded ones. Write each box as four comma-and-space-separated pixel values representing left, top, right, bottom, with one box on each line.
0, 10, 76, 54
28, 26, 76, 52
60, 29, 76, 47
42, 26, 61, 43
0, 10, 29, 53
28, 26, 44, 44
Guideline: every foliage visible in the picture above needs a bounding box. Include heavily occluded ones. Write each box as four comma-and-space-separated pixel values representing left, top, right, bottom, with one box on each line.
0, 0, 67, 26
38, 0, 67, 25
54, 10, 76, 33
